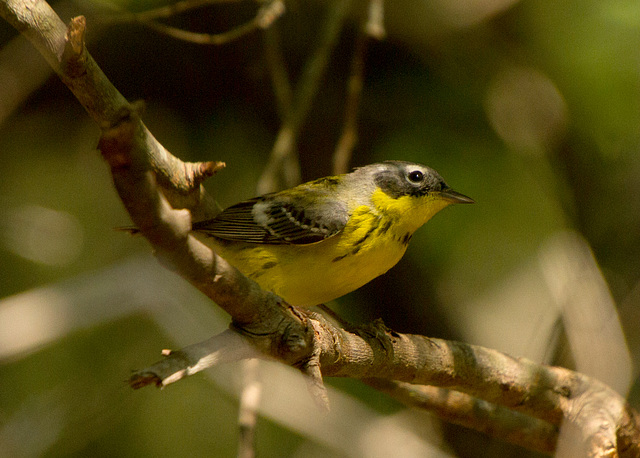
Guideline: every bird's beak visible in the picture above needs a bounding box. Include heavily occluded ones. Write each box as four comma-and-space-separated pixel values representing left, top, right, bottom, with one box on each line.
439, 189, 475, 204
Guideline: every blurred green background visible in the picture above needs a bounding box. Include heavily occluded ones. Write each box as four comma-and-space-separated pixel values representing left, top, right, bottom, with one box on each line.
1, 0, 638, 456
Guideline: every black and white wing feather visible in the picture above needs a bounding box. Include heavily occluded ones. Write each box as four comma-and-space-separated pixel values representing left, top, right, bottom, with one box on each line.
192, 190, 349, 245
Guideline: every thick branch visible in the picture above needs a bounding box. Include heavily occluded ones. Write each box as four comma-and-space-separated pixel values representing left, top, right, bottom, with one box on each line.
0, 0, 221, 219
132, 309, 638, 456
0, 0, 291, 329
98, 110, 299, 329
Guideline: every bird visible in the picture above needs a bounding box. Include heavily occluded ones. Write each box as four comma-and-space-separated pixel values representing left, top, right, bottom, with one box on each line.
192, 160, 473, 306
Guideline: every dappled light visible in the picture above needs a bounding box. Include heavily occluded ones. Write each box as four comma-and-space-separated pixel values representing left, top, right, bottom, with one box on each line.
485, 66, 567, 156
2, 205, 84, 266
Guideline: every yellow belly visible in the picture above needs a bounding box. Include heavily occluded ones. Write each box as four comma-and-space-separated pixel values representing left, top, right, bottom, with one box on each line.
199, 212, 411, 306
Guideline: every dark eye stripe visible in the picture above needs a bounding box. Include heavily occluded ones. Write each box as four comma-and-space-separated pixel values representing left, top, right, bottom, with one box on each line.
374, 163, 446, 199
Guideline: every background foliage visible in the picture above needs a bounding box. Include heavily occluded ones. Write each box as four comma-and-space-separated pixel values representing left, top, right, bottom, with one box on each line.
1, 0, 638, 456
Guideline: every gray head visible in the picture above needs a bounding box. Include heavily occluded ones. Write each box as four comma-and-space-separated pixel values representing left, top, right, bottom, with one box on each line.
356, 161, 474, 203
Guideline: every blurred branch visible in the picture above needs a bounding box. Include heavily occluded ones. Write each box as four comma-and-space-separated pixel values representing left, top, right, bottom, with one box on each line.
332, 0, 386, 174
539, 231, 634, 455
332, 23, 368, 175
539, 232, 632, 396
364, 379, 558, 455
111, 0, 284, 46
118, 0, 245, 22
364, 0, 385, 40
257, 0, 352, 193
134, 1, 284, 45
2, 0, 639, 455
260, 23, 301, 194
263, 25, 293, 121
237, 359, 261, 458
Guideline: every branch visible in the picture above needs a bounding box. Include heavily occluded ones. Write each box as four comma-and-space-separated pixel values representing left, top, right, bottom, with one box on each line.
117, 0, 244, 22
364, 379, 558, 455
332, 0, 386, 175
364, 0, 385, 40
237, 359, 262, 458
263, 24, 293, 122
120, 0, 285, 46
129, 329, 258, 388
257, 0, 353, 193
131, 308, 638, 455
332, 24, 368, 175
0, 0, 299, 333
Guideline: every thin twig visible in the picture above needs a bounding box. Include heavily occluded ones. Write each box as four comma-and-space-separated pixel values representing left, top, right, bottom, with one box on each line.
257, 0, 353, 193
263, 24, 293, 123
143, 18, 259, 45
121, 0, 243, 23
332, 27, 368, 175
132, 0, 284, 46
333, 0, 386, 174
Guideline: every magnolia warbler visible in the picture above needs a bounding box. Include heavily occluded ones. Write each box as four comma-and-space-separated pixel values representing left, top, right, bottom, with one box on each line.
192, 161, 473, 306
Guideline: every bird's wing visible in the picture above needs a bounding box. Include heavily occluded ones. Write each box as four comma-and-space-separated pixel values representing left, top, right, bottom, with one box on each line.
192, 190, 349, 245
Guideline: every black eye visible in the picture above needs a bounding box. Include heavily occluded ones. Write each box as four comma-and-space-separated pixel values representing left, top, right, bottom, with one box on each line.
407, 170, 424, 183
